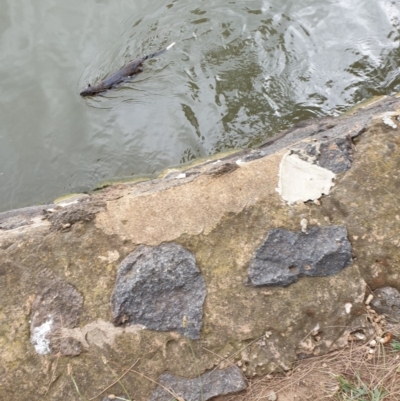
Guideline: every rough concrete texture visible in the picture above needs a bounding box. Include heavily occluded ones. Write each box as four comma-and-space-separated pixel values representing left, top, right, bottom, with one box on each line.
111, 243, 206, 339
370, 287, 400, 321
149, 366, 247, 401
248, 226, 352, 287
1, 95, 400, 401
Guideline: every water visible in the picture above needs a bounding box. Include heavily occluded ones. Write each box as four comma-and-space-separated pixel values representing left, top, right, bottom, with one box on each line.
0, 0, 399, 212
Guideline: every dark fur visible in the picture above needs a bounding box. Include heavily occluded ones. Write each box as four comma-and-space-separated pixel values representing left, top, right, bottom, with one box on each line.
80, 46, 170, 97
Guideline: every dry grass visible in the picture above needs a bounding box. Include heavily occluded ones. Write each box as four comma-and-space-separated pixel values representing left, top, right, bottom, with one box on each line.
225, 322, 400, 401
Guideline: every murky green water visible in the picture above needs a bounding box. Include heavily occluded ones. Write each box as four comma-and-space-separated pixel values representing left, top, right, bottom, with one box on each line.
0, 0, 399, 212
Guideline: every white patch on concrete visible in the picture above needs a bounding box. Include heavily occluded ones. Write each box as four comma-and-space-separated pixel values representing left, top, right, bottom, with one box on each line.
345, 303, 352, 314
98, 250, 120, 264
382, 115, 397, 129
176, 173, 186, 179
31, 317, 53, 355
61, 319, 144, 349
276, 152, 336, 204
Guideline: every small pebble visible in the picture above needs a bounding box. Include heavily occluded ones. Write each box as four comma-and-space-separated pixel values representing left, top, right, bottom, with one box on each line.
354, 332, 365, 340
365, 294, 373, 305
300, 218, 308, 233
311, 323, 320, 336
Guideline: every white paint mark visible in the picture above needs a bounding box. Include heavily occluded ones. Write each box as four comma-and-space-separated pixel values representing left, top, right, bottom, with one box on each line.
276, 153, 336, 204
345, 303, 352, 314
382, 115, 397, 129
31, 318, 53, 355
166, 42, 176, 50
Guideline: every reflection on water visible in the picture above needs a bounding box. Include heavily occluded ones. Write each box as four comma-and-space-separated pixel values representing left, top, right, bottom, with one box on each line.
0, 0, 399, 212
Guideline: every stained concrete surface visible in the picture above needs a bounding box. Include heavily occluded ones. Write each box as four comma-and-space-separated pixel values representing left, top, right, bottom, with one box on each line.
1, 95, 400, 401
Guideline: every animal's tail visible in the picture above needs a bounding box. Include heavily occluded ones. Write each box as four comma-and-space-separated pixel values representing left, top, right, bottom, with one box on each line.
143, 42, 176, 60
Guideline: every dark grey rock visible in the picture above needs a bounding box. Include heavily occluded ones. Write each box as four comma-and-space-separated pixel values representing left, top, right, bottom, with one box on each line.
248, 226, 352, 287
370, 287, 400, 321
317, 137, 353, 173
295, 136, 353, 173
30, 279, 83, 355
148, 366, 247, 401
111, 243, 206, 339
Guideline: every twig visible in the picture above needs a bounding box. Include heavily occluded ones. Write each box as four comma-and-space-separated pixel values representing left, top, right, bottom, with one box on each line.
88, 359, 140, 401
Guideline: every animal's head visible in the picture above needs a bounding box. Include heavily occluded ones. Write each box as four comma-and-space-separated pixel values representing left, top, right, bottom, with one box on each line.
80, 84, 103, 97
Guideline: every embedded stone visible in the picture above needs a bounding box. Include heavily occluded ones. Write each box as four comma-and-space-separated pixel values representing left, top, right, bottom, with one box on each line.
111, 243, 206, 339
295, 136, 354, 174
316, 137, 353, 173
248, 226, 352, 287
148, 366, 247, 401
30, 279, 83, 355
370, 287, 400, 321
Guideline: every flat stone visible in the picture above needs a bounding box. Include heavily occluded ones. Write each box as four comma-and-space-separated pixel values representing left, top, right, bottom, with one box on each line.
111, 243, 206, 339
0, 204, 55, 230
30, 279, 83, 355
248, 226, 352, 287
148, 366, 247, 401
370, 287, 400, 321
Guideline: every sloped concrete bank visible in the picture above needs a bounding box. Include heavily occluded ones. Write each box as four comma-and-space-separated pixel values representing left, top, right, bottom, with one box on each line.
1, 95, 400, 401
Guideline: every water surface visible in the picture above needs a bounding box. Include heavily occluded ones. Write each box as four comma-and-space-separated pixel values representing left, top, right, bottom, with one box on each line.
0, 0, 399, 212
